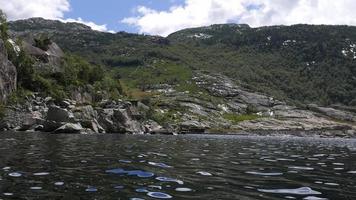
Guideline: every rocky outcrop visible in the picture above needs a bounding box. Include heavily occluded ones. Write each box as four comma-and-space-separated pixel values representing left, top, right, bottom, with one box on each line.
22, 40, 64, 73
308, 104, 356, 122
0, 39, 17, 102
0, 94, 157, 134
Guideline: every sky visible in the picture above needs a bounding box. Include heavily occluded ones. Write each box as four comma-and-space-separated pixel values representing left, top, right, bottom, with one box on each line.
1, 0, 356, 36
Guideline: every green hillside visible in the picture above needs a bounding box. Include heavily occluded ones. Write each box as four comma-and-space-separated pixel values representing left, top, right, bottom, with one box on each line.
9, 19, 356, 106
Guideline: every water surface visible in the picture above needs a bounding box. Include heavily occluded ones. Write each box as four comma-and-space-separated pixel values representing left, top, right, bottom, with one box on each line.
0, 132, 356, 199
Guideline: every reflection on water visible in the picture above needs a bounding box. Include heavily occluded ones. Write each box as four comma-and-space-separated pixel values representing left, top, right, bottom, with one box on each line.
0, 133, 356, 199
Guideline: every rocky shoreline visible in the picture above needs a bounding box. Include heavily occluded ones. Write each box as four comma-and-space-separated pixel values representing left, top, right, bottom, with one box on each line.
0, 92, 355, 138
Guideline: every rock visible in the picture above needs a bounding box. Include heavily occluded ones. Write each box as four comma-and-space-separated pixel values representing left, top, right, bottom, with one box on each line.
73, 105, 97, 121
18, 111, 44, 131
46, 105, 74, 123
54, 123, 83, 134
0, 39, 17, 102
43, 120, 64, 132
180, 120, 208, 133
144, 120, 163, 134
308, 104, 356, 122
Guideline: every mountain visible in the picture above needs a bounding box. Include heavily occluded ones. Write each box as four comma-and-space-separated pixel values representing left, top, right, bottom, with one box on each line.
1, 18, 356, 136
8, 19, 356, 106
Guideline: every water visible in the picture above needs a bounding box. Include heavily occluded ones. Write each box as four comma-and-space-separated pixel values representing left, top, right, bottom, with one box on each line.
0, 133, 356, 200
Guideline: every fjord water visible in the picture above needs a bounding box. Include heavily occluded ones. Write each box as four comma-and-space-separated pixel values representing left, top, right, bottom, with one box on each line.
0, 133, 356, 200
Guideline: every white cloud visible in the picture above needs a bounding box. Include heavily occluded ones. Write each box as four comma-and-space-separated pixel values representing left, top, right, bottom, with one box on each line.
122, 0, 356, 36
62, 18, 114, 32
0, 0, 113, 32
0, 0, 70, 20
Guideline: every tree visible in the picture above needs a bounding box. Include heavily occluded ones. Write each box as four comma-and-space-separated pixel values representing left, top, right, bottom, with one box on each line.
0, 10, 8, 39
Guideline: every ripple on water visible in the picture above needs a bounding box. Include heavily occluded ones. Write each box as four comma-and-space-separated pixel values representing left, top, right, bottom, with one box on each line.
303, 196, 328, 200
147, 192, 172, 199
175, 187, 193, 192
54, 182, 64, 186
156, 177, 184, 185
8, 172, 22, 177
258, 187, 321, 195
324, 183, 339, 186
33, 172, 50, 176
30, 187, 42, 190
119, 160, 132, 163
148, 162, 172, 168
114, 185, 124, 190
85, 187, 98, 192
197, 171, 212, 176
136, 188, 149, 193
288, 166, 314, 171
246, 171, 283, 176
106, 168, 154, 178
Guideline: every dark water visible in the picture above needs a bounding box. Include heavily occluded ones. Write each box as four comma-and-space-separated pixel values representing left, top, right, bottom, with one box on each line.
0, 133, 356, 200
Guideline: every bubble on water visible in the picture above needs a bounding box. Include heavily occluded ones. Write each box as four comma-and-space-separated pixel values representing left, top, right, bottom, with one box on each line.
148, 152, 168, 157
156, 177, 184, 185
30, 187, 42, 190
303, 196, 328, 200
277, 158, 295, 161
114, 185, 124, 190
288, 166, 314, 171
324, 183, 339, 186
54, 182, 64, 186
148, 162, 172, 168
129, 171, 155, 178
8, 172, 22, 177
136, 188, 149, 193
175, 187, 192, 192
33, 172, 50, 176
147, 192, 172, 199
258, 187, 321, 195
148, 185, 162, 190
197, 171, 212, 176
313, 154, 326, 157
119, 160, 132, 163
85, 187, 98, 192
332, 163, 344, 166
333, 168, 344, 171
246, 171, 283, 176
106, 168, 154, 178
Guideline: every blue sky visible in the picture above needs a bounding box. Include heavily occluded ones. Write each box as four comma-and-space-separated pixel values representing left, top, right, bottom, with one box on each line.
2, 0, 356, 36
64, 0, 185, 33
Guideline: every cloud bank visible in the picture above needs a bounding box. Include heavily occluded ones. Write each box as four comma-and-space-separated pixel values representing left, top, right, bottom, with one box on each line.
0, 0, 111, 32
122, 0, 356, 36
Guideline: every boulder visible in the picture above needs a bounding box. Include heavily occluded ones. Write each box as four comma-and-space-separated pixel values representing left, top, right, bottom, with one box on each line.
43, 120, 64, 132
46, 105, 74, 123
180, 120, 208, 133
54, 123, 83, 134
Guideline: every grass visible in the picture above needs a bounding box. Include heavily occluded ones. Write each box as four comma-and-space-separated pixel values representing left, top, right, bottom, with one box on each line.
0, 103, 6, 120
223, 113, 260, 124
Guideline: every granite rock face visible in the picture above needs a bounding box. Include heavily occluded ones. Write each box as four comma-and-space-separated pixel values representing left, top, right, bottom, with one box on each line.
0, 39, 17, 102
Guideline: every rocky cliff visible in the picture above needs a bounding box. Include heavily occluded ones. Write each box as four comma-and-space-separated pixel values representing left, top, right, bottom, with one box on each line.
0, 39, 16, 102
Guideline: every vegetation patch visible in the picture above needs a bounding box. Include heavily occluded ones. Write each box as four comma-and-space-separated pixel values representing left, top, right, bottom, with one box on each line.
223, 113, 260, 124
